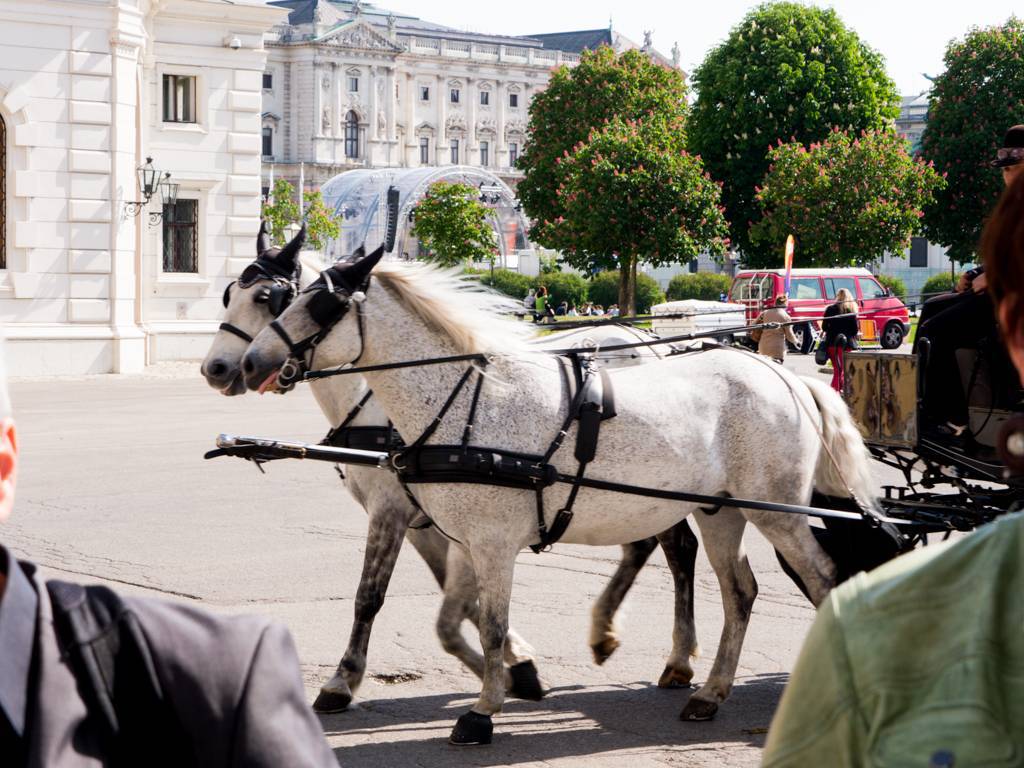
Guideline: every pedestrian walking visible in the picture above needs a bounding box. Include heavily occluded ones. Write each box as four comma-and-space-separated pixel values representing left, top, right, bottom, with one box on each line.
0, 344, 337, 767
752, 295, 798, 363
822, 288, 859, 393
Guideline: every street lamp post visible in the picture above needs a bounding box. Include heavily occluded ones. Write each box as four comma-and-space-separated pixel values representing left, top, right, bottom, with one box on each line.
124, 156, 177, 226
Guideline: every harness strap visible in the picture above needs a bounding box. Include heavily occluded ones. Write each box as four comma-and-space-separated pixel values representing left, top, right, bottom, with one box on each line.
219, 322, 254, 344
461, 372, 487, 449
324, 390, 374, 445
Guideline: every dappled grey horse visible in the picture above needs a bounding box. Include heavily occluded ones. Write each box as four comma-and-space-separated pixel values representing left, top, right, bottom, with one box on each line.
241, 251, 877, 744
202, 224, 699, 711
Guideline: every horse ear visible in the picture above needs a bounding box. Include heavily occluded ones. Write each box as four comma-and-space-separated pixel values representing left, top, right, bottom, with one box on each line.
257, 220, 272, 256
342, 244, 385, 288
276, 223, 306, 267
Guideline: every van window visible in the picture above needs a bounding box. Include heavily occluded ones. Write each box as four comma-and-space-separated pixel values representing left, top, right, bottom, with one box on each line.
730, 276, 751, 300
859, 277, 886, 299
790, 277, 823, 300
825, 277, 858, 299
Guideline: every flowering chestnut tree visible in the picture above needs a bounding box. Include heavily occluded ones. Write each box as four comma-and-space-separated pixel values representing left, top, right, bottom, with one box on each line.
540, 119, 729, 315
921, 18, 1024, 264
751, 129, 944, 266
689, 2, 900, 265
518, 46, 691, 235
411, 182, 496, 268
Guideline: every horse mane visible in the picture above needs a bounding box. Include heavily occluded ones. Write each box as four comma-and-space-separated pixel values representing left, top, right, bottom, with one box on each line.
372, 262, 532, 356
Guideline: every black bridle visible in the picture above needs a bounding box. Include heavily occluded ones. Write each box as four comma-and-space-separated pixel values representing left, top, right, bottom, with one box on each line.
219, 259, 301, 344
272, 265, 371, 390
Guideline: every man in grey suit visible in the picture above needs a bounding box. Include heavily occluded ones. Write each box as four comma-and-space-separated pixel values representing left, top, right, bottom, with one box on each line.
0, 351, 338, 766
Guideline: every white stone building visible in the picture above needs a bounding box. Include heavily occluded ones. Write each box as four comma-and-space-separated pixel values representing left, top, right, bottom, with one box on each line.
260, 0, 677, 191
0, 0, 283, 375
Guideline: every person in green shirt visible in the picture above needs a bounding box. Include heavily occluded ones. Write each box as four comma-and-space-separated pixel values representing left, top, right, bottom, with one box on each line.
763, 170, 1024, 768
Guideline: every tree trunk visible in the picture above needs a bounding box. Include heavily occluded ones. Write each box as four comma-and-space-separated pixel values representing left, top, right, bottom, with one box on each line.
618, 257, 637, 317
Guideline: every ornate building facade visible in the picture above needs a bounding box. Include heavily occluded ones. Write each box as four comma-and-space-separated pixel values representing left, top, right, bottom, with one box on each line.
0, 0, 283, 374
261, 0, 677, 191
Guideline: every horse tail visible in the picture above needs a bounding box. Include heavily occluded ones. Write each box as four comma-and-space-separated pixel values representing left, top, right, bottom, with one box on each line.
799, 375, 880, 513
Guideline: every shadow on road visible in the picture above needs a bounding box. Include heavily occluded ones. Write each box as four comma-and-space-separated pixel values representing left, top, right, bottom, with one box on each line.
323, 673, 788, 766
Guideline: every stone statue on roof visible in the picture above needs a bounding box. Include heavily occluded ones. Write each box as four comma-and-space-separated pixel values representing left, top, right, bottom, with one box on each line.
387, 12, 396, 35
672, 41, 680, 69
352, 0, 363, 17
643, 30, 652, 50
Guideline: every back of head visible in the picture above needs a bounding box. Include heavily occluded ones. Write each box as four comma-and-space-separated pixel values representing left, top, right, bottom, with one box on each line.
983, 172, 1024, 367
775, 295, 788, 307
835, 288, 856, 314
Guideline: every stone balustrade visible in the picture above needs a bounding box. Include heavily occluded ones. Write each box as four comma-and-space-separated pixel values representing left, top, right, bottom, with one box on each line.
402, 36, 580, 66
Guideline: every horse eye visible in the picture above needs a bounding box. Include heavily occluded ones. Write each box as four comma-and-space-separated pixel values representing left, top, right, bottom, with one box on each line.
253, 287, 271, 304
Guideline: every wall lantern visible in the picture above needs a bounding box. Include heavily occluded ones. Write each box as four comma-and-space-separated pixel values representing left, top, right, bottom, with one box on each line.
124, 157, 176, 225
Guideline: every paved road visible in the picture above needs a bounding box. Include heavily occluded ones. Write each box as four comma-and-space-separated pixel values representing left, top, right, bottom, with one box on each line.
7, 351, 906, 767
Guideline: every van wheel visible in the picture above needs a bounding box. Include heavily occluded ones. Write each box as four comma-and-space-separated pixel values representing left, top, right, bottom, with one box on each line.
881, 322, 904, 349
791, 323, 814, 355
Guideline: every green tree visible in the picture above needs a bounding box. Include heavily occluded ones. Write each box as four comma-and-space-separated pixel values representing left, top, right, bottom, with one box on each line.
539, 118, 728, 314
411, 182, 496, 268
302, 190, 341, 251
689, 2, 900, 264
261, 179, 301, 244
875, 273, 907, 300
751, 129, 944, 265
261, 179, 342, 251
922, 272, 957, 297
518, 46, 691, 239
921, 18, 1024, 264
588, 270, 666, 313
666, 272, 733, 301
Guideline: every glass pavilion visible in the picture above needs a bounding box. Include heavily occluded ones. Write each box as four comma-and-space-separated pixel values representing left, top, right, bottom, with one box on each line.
318, 166, 532, 266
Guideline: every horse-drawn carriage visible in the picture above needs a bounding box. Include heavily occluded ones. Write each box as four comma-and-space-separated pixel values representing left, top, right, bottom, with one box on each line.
205, 225, 1024, 742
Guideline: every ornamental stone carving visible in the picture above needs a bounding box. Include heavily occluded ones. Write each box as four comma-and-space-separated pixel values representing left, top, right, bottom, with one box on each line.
476, 116, 497, 136
328, 22, 402, 52
322, 107, 331, 131
445, 113, 467, 135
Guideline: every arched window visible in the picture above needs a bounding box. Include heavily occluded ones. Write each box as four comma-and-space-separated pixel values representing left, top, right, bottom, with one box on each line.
0, 114, 6, 268
345, 111, 359, 159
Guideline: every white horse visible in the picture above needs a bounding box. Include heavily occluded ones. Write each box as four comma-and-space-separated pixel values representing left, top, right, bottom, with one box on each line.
240, 250, 876, 745
202, 226, 701, 712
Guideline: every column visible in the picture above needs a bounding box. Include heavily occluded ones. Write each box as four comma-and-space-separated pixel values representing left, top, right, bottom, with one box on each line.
109, 30, 146, 372
466, 75, 476, 166
496, 80, 506, 168
384, 66, 396, 141
313, 62, 323, 139
369, 65, 379, 142
404, 71, 416, 166
332, 62, 342, 138
435, 72, 446, 165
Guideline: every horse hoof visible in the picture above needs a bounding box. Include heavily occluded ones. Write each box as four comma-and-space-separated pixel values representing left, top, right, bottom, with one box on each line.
658, 665, 694, 689
509, 660, 545, 701
591, 637, 620, 665
680, 697, 719, 722
313, 689, 353, 714
449, 710, 493, 746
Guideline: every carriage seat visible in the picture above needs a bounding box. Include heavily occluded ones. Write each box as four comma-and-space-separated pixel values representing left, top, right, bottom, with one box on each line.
955, 340, 1024, 448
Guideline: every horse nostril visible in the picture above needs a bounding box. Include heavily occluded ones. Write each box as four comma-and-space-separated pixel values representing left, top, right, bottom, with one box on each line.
243, 357, 255, 375
208, 360, 227, 377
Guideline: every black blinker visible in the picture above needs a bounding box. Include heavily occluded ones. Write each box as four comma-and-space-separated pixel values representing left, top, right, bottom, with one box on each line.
222, 281, 235, 308
308, 290, 350, 327
268, 285, 290, 317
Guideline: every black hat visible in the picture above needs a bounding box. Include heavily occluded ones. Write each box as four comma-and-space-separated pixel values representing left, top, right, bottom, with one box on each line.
991, 125, 1024, 168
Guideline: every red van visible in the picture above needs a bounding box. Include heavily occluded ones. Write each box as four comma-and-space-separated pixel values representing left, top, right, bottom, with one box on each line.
727, 267, 911, 352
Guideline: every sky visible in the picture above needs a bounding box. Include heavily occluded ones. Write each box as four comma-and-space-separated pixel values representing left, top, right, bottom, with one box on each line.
379, 0, 1021, 96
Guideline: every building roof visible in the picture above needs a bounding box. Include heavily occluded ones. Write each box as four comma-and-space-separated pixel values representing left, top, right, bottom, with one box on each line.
526, 28, 613, 53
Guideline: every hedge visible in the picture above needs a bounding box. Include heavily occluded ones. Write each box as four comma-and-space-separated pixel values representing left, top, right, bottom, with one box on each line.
921, 272, 956, 299
588, 271, 665, 313
536, 271, 589, 309
665, 273, 732, 301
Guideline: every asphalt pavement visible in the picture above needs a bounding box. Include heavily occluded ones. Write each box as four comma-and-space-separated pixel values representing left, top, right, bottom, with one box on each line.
6, 350, 908, 767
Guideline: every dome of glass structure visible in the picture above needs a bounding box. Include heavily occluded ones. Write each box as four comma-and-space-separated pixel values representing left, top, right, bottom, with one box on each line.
318, 166, 532, 266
